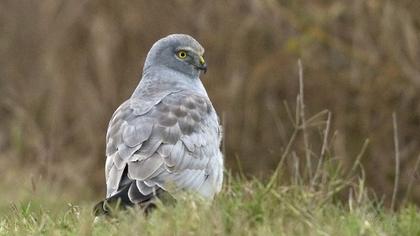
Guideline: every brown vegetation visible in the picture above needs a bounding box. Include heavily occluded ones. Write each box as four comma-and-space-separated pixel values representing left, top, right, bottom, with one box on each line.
1, 0, 420, 206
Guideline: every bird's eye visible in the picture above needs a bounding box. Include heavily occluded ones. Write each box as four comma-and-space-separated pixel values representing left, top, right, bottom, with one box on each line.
177, 50, 187, 59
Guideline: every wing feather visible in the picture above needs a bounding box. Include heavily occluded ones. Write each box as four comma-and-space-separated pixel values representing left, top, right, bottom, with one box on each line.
105, 91, 223, 198
136, 180, 156, 195
127, 153, 163, 180
122, 118, 153, 147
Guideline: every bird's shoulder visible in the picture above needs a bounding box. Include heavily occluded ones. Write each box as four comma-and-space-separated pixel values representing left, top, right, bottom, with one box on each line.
104, 90, 222, 197
105, 90, 219, 159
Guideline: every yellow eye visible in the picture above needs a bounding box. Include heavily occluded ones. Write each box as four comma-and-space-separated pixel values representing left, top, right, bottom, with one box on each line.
177, 50, 187, 59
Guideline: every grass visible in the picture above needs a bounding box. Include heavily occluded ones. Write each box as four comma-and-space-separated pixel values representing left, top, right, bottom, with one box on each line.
1, 60, 419, 235
2, 2, 420, 232
1, 174, 420, 236
0, 86, 418, 235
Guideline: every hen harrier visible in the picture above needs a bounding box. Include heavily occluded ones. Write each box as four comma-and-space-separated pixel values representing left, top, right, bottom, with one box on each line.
95, 34, 223, 214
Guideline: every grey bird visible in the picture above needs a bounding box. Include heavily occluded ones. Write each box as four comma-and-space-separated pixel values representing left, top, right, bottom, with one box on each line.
94, 34, 223, 215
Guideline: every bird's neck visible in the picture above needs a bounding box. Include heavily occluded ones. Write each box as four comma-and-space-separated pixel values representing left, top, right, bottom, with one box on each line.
131, 66, 207, 98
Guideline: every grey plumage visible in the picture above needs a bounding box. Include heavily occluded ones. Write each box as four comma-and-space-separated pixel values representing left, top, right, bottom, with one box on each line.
95, 34, 223, 214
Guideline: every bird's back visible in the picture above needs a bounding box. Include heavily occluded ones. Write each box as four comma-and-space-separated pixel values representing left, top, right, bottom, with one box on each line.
104, 89, 223, 205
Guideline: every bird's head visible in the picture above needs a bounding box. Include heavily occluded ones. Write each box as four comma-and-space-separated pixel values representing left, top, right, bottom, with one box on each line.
143, 34, 207, 78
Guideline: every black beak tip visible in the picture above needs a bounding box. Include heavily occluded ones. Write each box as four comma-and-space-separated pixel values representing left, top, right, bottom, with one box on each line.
197, 64, 207, 74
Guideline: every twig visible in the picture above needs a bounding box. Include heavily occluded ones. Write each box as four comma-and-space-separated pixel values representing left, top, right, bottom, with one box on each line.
283, 101, 297, 128
298, 59, 312, 179
292, 151, 301, 185
305, 109, 329, 126
234, 154, 246, 180
391, 112, 400, 211
311, 111, 332, 187
320, 112, 332, 158
404, 154, 420, 203
347, 139, 370, 179
265, 128, 299, 191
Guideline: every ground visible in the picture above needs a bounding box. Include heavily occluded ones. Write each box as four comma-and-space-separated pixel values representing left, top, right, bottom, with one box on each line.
1, 171, 420, 236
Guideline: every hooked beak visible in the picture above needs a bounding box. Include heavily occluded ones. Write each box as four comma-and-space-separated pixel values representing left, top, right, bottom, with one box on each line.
196, 55, 207, 74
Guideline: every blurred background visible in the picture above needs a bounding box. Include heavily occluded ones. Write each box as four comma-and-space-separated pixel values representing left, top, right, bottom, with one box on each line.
1, 0, 420, 206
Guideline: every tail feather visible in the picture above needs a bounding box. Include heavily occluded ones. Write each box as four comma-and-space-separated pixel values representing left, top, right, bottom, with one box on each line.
93, 182, 133, 216
93, 167, 173, 216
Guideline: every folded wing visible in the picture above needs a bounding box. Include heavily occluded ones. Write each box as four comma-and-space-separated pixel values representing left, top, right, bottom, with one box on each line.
105, 91, 223, 200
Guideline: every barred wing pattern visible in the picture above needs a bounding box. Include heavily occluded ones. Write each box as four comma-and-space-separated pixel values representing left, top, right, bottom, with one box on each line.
105, 91, 223, 202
